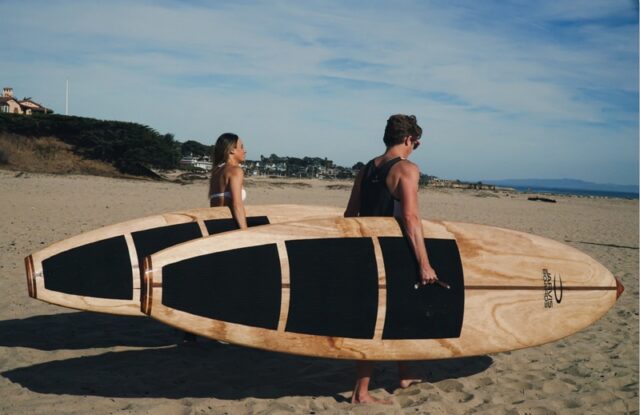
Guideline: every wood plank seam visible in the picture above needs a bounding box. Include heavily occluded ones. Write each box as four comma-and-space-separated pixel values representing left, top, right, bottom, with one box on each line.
196, 219, 209, 237
276, 241, 291, 332
123, 233, 141, 291
141, 256, 154, 315
372, 237, 387, 340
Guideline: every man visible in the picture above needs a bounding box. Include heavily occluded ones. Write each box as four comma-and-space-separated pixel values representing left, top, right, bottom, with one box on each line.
344, 114, 438, 404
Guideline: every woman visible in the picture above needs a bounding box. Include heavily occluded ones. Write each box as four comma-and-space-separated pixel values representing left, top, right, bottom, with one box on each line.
182, 133, 248, 344
208, 133, 248, 229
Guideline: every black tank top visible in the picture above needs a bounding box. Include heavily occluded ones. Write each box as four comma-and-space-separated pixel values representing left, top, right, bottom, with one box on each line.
359, 157, 403, 217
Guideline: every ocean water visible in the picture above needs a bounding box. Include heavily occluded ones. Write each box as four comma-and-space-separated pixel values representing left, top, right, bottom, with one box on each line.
510, 186, 639, 200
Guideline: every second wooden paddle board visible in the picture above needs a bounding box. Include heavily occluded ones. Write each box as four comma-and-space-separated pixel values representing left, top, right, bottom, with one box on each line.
25, 205, 342, 316
141, 217, 622, 360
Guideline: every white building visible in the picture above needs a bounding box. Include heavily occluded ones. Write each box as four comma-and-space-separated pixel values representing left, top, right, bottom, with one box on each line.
179, 154, 212, 171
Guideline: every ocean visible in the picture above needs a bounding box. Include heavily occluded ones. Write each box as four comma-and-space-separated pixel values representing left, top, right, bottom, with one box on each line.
508, 186, 639, 200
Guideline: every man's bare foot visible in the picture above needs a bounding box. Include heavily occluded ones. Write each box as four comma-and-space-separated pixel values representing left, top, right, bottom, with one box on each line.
351, 392, 393, 405
399, 378, 423, 389
397, 362, 422, 388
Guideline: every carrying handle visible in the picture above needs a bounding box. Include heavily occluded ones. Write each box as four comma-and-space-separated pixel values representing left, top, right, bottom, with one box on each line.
414, 280, 451, 290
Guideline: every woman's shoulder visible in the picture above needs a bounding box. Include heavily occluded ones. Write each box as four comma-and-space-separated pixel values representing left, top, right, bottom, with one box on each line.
225, 164, 244, 178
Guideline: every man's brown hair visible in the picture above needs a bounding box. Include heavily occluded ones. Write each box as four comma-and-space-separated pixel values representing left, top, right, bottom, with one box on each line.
383, 114, 422, 147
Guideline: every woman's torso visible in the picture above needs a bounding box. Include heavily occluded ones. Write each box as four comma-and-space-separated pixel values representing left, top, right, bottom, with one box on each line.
209, 163, 246, 206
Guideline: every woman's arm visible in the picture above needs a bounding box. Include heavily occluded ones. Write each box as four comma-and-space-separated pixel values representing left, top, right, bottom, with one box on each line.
228, 166, 248, 229
209, 164, 224, 207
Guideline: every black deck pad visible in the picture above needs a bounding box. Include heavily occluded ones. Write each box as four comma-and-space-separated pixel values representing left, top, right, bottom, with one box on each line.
285, 238, 378, 339
204, 216, 270, 235
42, 236, 133, 299
162, 243, 282, 330
131, 222, 203, 271
380, 237, 464, 339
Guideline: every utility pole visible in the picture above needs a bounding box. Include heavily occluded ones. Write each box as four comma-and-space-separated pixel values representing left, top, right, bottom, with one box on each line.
65, 80, 69, 115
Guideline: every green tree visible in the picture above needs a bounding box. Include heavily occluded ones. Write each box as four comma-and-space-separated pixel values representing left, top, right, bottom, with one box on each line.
0, 113, 181, 175
352, 161, 365, 170
181, 140, 211, 156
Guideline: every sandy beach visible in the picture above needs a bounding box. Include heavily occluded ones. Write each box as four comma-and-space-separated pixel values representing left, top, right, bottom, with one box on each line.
0, 169, 637, 415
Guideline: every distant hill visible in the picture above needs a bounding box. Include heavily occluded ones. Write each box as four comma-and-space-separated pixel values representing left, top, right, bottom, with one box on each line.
484, 178, 638, 195
0, 113, 181, 177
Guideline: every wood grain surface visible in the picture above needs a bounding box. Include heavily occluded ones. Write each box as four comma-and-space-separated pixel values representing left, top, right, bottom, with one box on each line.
143, 217, 620, 361
26, 205, 343, 315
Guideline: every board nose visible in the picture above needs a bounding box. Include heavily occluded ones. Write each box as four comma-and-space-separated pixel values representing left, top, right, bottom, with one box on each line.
24, 255, 36, 298
615, 277, 624, 300
140, 256, 154, 315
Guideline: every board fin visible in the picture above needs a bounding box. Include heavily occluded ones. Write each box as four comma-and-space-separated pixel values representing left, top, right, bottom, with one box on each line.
615, 277, 624, 299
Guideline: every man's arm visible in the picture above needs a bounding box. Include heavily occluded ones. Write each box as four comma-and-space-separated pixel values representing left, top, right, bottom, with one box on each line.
393, 162, 438, 285
344, 167, 365, 217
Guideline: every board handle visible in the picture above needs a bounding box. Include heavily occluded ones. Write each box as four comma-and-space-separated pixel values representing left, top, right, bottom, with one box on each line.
414, 280, 451, 290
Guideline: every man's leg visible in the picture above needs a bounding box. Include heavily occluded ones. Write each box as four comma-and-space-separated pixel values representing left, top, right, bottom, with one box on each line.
352, 362, 392, 404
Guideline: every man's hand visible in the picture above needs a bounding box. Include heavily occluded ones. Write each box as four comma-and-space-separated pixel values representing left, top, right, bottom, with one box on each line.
420, 264, 438, 286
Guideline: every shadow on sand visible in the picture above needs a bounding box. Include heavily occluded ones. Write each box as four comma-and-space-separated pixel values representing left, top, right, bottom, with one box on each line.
2, 339, 493, 400
0, 311, 177, 350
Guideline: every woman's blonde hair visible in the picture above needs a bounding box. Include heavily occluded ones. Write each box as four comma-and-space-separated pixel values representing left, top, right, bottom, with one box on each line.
212, 133, 239, 166
209, 133, 239, 198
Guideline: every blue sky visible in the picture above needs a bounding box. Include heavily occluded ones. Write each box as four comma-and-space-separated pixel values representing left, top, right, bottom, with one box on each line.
2, 0, 638, 185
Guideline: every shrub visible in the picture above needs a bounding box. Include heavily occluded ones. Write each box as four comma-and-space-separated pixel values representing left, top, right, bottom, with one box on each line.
0, 114, 181, 175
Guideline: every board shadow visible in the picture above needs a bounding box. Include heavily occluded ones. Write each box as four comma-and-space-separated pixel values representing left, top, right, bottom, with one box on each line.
0, 312, 177, 350
2, 341, 493, 399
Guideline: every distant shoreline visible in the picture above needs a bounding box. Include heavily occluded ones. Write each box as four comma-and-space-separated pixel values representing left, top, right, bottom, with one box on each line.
507, 185, 639, 200
3, 164, 637, 200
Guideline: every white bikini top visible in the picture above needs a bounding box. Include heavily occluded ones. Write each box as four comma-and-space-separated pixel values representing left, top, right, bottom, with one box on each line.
210, 162, 247, 201
210, 188, 247, 201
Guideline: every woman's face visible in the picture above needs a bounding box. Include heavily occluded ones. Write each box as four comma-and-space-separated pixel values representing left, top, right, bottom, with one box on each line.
232, 138, 247, 162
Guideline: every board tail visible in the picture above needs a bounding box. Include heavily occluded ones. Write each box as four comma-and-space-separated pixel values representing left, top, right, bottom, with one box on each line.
140, 256, 154, 315
24, 255, 37, 299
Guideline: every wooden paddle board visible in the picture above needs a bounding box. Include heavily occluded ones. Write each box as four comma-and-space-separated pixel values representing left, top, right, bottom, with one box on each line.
141, 217, 622, 361
24, 205, 343, 316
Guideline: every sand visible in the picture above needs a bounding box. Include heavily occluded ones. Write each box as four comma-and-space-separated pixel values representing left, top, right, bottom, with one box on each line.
0, 170, 637, 415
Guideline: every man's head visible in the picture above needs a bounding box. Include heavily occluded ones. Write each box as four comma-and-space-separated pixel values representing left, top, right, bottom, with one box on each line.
383, 114, 422, 148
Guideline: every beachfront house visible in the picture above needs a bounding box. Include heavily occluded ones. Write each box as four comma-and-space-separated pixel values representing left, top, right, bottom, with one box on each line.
242, 160, 261, 176
1, 87, 53, 115
0, 88, 21, 114
179, 154, 213, 171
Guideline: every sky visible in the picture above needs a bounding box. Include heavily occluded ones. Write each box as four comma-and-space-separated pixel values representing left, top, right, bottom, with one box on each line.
2, 0, 638, 185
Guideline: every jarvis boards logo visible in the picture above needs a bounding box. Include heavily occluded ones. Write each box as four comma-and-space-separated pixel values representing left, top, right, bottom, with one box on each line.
543, 268, 563, 308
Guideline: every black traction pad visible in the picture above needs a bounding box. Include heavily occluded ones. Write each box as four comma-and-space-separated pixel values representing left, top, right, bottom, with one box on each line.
380, 237, 464, 339
42, 236, 133, 299
285, 238, 379, 339
204, 216, 270, 235
162, 243, 282, 330
132, 222, 203, 273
